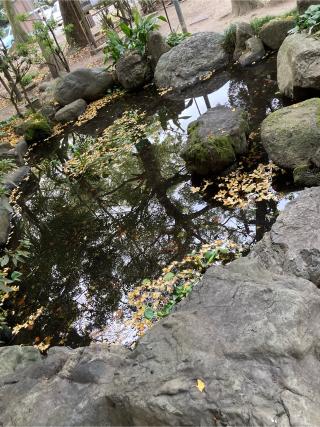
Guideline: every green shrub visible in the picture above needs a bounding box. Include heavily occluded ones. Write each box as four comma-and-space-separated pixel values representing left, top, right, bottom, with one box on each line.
104, 10, 166, 65
222, 24, 236, 54
24, 113, 52, 144
166, 31, 191, 47
21, 71, 38, 87
250, 15, 275, 34
291, 5, 320, 34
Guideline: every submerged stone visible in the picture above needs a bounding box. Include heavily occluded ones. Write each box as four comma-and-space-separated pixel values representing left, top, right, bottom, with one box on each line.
182, 105, 249, 175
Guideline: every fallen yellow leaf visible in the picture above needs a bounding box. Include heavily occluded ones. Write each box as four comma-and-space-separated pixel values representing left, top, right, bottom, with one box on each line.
196, 379, 206, 392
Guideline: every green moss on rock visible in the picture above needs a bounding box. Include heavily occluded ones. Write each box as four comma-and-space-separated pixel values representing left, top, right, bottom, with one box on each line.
24, 113, 52, 144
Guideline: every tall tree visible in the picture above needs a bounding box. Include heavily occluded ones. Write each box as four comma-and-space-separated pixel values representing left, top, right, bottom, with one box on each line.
2, 0, 29, 43
59, 0, 96, 48
231, 0, 263, 16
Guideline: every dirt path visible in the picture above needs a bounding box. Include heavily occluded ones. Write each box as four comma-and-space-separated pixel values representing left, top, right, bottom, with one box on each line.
0, 0, 296, 122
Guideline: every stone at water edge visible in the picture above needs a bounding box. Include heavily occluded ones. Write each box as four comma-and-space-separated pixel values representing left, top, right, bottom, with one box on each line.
233, 21, 254, 61
146, 31, 170, 70
154, 32, 230, 91
261, 98, 320, 185
277, 33, 320, 98
238, 36, 265, 66
54, 99, 87, 123
181, 105, 249, 175
259, 16, 295, 50
54, 68, 114, 106
115, 52, 152, 90
0, 197, 11, 246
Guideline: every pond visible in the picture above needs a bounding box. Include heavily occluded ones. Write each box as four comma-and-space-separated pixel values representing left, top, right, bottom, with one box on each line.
7, 55, 297, 348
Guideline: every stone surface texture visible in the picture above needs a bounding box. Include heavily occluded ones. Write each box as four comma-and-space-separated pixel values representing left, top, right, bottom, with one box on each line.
261, 98, 320, 183
146, 31, 171, 69
277, 33, 320, 98
54, 99, 87, 123
259, 16, 295, 50
54, 68, 114, 106
233, 21, 254, 60
238, 36, 265, 66
182, 105, 248, 175
2, 185, 320, 425
115, 52, 152, 90
155, 32, 229, 91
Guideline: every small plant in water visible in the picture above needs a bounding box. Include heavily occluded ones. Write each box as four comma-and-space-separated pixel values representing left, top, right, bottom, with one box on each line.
128, 240, 242, 336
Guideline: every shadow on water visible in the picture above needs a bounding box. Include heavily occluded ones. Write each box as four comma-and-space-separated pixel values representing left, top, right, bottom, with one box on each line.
7, 55, 297, 347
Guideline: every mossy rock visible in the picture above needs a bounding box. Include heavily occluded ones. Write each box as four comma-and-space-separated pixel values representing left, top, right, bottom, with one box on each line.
293, 165, 320, 187
24, 114, 52, 144
181, 105, 249, 176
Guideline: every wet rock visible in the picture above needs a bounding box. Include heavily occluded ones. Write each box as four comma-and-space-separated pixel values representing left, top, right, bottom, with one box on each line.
297, 0, 320, 14
238, 36, 265, 66
2, 187, 320, 425
277, 33, 320, 98
54, 99, 87, 123
13, 139, 28, 164
0, 197, 11, 246
146, 31, 170, 69
115, 52, 152, 90
0, 143, 13, 159
233, 21, 254, 61
181, 105, 249, 175
54, 68, 114, 106
40, 104, 57, 121
155, 32, 229, 91
3, 166, 30, 192
259, 16, 295, 50
261, 98, 320, 186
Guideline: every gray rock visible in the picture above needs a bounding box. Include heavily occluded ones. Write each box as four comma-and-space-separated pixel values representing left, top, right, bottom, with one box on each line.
3, 166, 30, 192
181, 105, 249, 175
0, 197, 11, 246
259, 16, 295, 50
297, 0, 320, 13
277, 33, 320, 98
146, 31, 171, 69
2, 187, 320, 425
38, 81, 52, 92
54, 68, 114, 106
155, 32, 229, 91
54, 99, 87, 123
233, 22, 254, 61
238, 36, 265, 66
260, 98, 320, 181
40, 104, 57, 121
115, 52, 152, 90
0, 143, 14, 160
0, 141, 27, 166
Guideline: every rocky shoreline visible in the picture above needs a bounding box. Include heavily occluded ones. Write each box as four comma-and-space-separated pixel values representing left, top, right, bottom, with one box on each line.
1, 186, 320, 426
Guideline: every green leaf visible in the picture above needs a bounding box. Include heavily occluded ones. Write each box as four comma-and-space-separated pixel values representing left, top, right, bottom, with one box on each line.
204, 250, 217, 263
0, 255, 9, 267
144, 307, 155, 320
142, 278, 151, 286
158, 15, 167, 22
11, 271, 22, 282
163, 272, 175, 281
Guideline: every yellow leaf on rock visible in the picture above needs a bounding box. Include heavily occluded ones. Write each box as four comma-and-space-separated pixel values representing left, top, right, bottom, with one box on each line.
196, 379, 206, 392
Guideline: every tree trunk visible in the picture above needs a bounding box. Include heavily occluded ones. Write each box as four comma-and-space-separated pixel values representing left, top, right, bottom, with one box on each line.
3, 0, 29, 43
59, 0, 95, 48
231, 0, 263, 16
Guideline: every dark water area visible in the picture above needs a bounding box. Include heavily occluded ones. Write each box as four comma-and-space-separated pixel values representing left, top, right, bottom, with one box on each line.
7, 55, 298, 347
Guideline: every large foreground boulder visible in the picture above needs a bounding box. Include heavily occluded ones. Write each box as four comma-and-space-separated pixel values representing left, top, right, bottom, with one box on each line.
115, 52, 152, 90
182, 105, 249, 175
261, 98, 320, 185
54, 68, 114, 106
277, 33, 320, 98
155, 32, 229, 91
2, 187, 320, 425
259, 16, 295, 50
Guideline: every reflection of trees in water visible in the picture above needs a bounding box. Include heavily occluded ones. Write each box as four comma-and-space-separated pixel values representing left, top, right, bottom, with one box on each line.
11, 106, 280, 347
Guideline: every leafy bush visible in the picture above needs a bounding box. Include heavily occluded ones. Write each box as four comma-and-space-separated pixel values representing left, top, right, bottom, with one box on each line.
166, 31, 191, 47
104, 10, 166, 65
292, 5, 320, 34
222, 24, 236, 54
21, 71, 38, 87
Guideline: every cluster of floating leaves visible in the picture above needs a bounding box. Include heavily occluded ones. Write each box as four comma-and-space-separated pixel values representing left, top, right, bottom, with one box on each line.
127, 240, 241, 337
75, 89, 125, 127
213, 162, 281, 208
66, 110, 159, 178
